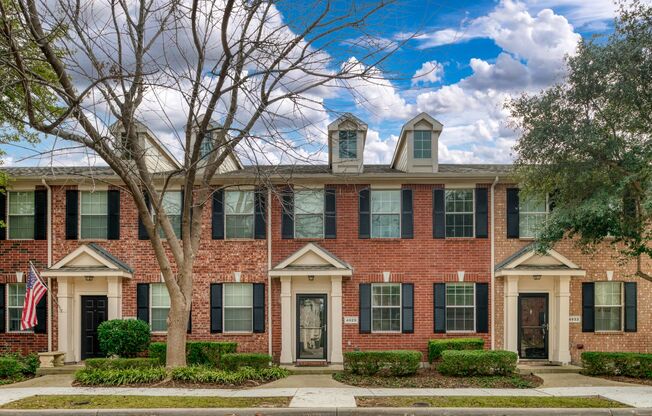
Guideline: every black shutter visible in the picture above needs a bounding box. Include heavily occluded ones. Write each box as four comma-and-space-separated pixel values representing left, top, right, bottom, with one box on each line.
34, 190, 47, 240
401, 283, 414, 333
475, 188, 488, 238
253, 283, 265, 333
475, 283, 488, 333
324, 188, 337, 239
34, 296, 47, 334
281, 188, 294, 239
187, 309, 192, 334
506, 188, 520, 238
179, 189, 185, 239
138, 192, 151, 240
401, 188, 414, 239
0, 190, 6, 240
212, 189, 224, 240
624, 282, 637, 332
0, 284, 5, 332
433, 189, 445, 239
65, 190, 78, 240
434, 283, 446, 333
358, 188, 370, 239
210, 283, 223, 333
359, 283, 371, 333
582, 282, 594, 332
107, 190, 120, 240
136, 283, 150, 324
254, 189, 266, 240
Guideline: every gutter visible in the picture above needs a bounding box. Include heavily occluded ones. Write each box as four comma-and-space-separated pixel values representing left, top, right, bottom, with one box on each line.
267, 187, 272, 358
41, 178, 53, 352
490, 175, 499, 350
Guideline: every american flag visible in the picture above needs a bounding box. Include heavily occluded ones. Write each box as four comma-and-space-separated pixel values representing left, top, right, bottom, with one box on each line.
21, 264, 47, 331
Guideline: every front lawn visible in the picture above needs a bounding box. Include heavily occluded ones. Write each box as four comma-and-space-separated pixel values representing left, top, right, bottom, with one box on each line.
2, 395, 290, 409
356, 396, 629, 408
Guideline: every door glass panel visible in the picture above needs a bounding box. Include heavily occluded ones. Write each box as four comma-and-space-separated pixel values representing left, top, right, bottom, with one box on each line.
298, 296, 325, 359
519, 296, 547, 359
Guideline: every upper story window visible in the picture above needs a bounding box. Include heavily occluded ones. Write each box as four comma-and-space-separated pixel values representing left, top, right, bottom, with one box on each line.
295, 190, 324, 238
338, 130, 357, 159
158, 191, 182, 238
200, 132, 213, 159
413, 130, 432, 159
595, 282, 622, 332
371, 283, 401, 332
150, 283, 170, 332
7, 283, 29, 332
519, 195, 548, 238
80, 191, 108, 239
445, 189, 474, 238
371, 190, 400, 238
8, 191, 34, 240
446, 283, 475, 332
225, 190, 254, 239
223, 283, 253, 333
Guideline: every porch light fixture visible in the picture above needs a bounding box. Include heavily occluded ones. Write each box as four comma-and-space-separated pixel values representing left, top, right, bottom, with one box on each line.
15, 271, 23, 283
85, 276, 94, 282
533, 275, 542, 281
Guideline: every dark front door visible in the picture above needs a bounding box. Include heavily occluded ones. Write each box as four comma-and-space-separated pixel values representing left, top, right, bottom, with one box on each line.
81, 295, 108, 360
296, 294, 327, 360
518, 293, 549, 360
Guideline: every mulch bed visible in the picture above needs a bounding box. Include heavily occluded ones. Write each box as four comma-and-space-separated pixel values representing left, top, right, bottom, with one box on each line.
333, 369, 543, 389
594, 375, 652, 386
72, 379, 275, 389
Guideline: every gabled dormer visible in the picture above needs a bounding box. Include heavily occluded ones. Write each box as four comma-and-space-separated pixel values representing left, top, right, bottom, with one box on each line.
191, 115, 242, 173
328, 113, 367, 174
391, 113, 443, 173
110, 120, 181, 173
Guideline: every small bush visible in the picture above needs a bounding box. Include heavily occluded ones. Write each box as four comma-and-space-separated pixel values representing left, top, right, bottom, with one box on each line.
344, 350, 422, 377
428, 338, 484, 363
0, 357, 22, 379
438, 350, 517, 376
1, 353, 39, 376
149, 342, 237, 367
170, 366, 289, 385
221, 353, 271, 371
98, 319, 151, 358
74, 367, 167, 386
85, 358, 161, 370
582, 352, 652, 379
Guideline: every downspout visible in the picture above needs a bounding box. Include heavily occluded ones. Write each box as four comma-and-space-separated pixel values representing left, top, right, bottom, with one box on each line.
267, 187, 272, 357
490, 175, 499, 350
41, 178, 52, 352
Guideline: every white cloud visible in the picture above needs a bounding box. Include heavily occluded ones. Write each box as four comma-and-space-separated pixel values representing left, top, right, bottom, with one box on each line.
412, 61, 444, 86
363, 129, 398, 164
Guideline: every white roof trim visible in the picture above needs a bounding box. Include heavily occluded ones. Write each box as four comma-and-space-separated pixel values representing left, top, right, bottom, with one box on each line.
390, 112, 443, 168
496, 269, 586, 277
269, 269, 353, 277
273, 243, 351, 271
505, 247, 580, 270
41, 270, 132, 278
50, 245, 119, 270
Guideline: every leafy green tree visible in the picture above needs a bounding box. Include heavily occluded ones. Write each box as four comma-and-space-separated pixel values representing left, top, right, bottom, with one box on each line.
509, 1, 652, 280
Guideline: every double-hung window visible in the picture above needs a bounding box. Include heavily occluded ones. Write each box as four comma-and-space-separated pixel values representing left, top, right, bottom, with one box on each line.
150, 283, 170, 332
413, 130, 432, 159
445, 189, 474, 237
338, 130, 357, 159
157, 191, 182, 238
371, 283, 401, 332
371, 190, 400, 238
223, 283, 253, 332
445, 283, 475, 332
225, 190, 254, 239
8, 192, 34, 240
80, 191, 108, 239
200, 133, 213, 159
595, 282, 623, 331
7, 283, 28, 332
295, 190, 324, 238
519, 195, 548, 238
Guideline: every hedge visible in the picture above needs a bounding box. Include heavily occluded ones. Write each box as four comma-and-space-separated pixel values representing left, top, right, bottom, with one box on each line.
0, 353, 39, 379
74, 367, 168, 386
221, 353, 271, 371
343, 350, 422, 376
438, 350, 517, 376
428, 338, 484, 363
85, 358, 161, 370
170, 366, 289, 385
582, 352, 652, 379
149, 341, 237, 367
98, 319, 150, 358
0, 358, 22, 379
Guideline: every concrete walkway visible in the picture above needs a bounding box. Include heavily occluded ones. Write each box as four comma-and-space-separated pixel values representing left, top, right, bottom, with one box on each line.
537, 373, 637, 388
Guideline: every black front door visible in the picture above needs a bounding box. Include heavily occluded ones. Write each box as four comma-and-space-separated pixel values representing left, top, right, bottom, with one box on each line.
296, 294, 327, 360
81, 296, 108, 360
518, 293, 549, 360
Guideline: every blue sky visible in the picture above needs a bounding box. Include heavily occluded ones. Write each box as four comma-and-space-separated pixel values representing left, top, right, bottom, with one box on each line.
1, 0, 623, 167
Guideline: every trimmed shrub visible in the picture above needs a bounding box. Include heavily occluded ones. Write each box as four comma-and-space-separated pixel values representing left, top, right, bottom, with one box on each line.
74, 367, 167, 386
98, 319, 151, 358
149, 342, 237, 367
171, 366, 289, 385
344, 350, 422, 377
1, 353, 39, 376
428, 338, 484, 363
438, 350, 517, 376
582, 352, 652, 378
85, 358, 161, 370
0, 357, 22, 379
221, 353, 271, 371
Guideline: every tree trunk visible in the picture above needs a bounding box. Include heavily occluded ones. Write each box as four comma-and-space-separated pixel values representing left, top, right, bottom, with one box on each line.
165, 293, 191, 368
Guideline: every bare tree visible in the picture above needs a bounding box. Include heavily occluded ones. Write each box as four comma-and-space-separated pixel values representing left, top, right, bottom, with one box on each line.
0, 0, 405, 366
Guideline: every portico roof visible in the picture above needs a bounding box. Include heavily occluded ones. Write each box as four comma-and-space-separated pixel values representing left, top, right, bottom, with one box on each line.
41, 243, 133, 278
495, 243, 585, 277
269, 243, 353, 277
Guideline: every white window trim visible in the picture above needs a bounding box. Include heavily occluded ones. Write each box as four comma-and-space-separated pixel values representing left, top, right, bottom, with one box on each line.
222, 283, 254, 334
519, 194, 549, 240
7, 191, 35, 241
445, 282, 476, 333
370, 189, 402, 239
224, 190, 255, 240
294, 189, 325, 239
444, 188, 475, 238
594, 281, 624, 333
370, 283, 402, 333
79, 190, 109, 241
7, 283, 32, 334
150, 283, 170, 334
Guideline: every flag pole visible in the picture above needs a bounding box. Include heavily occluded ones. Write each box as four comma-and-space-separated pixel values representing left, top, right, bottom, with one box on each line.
29, 261, 62, 312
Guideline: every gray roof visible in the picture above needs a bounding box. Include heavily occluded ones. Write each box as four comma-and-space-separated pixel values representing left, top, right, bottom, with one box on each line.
86, 243, 134, 273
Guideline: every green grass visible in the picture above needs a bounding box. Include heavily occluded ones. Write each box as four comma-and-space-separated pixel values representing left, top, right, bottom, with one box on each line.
333, 371, 541, 389
356, 396, 629, 408
2, 395, 290, 409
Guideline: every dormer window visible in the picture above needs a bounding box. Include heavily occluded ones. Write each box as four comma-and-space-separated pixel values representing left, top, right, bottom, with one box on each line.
200, 132, 213, 159
413, 130, 432, 159
338, 130, 357, 159
120, 132, 134, 160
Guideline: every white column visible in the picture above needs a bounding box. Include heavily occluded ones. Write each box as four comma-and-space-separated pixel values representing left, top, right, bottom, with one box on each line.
553, 276, 571, 364
504, 276, 519, 355
279, 277, 293, 364
56, 277, 74, 362
107, 277, 122, 320
330, 276, 343, 364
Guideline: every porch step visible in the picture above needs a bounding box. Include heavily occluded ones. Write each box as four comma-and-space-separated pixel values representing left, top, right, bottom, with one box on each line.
281, 364, 343, 374
36, 364, 84, 376
518, 363, 582, 375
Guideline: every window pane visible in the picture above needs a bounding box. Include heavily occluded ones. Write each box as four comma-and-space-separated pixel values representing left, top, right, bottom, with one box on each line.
151, 308, 169, 332
595, 307, 621, 331
81, 216, 108, 239
372, 307, 400, 332
225, 191, 254, 214
445, 214, 473, 237
8, 284, 26, 307
339, 130, 357, 159
371, 190, 400, 214
446, 283, 474, 306
200, 133, 213, 158
8, 192, 34, 215
446, 307, 474, 331
595, 282, 622, 306
224, 284, 253, 332
9, 216, 34, 239
413, 130, 432, 159
295, 215, 324, 238
225, 215, 253, 239
295, 190, 324, 214
372, 284, 400, 307
224, 308, 253, 332
81, 191, 108, 215
224, 284, 253, 307
9, 308, 24, 332
162, 192, 182, 215
151, 284, 170, 308
519, 213, 546, 238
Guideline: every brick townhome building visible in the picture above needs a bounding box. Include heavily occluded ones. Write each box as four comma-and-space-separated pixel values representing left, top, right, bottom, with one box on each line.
0, 112, 649, 365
